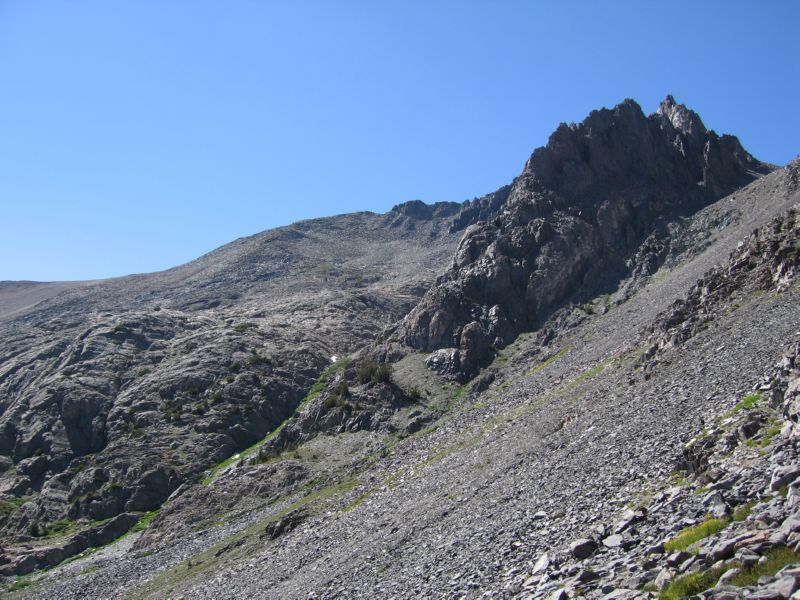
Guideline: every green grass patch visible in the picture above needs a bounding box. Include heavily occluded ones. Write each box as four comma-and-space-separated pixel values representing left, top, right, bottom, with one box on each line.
728, 547, 800, 586
7, 578, 32, 591
342, 488, 377, 513
202, 357, 351, 485
660, 564, 728, 600
732, 500, 758, 522
526, 346, 572, 377
0, 497, 25, 518
760, 420, 783, 448
443, 385, 465, 412
420, 424, 439, 436
130, 509, 160, 533
305, 356, 352, 404
663, 517, 729, 553
722, 393, 763, 420
44, 518, 74, 537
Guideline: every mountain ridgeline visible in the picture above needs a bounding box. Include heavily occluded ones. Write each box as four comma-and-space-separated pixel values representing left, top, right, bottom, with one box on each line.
1, 97, 799, 600
393, 96, 770, 380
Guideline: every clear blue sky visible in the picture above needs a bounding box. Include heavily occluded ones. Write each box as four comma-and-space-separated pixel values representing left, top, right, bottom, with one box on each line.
1, 1, 798, 281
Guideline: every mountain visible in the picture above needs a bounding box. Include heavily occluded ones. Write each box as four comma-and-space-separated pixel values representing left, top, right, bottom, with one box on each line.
1, 97, 799, 600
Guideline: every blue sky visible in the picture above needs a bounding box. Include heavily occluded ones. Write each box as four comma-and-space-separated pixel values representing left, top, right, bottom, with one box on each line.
1, 1, 798, 281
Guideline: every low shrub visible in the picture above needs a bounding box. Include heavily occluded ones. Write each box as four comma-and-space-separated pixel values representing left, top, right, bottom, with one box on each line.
356, 359, 393, 384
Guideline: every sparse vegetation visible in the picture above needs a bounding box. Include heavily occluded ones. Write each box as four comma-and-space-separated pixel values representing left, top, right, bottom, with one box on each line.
8, 578, 32, 591
663, 517, 729, 553
660, 546, 800, 598
160, 398, 182, 422
0, 497, 25, 519
722, 392, 763, 419
306, 357, 352, 403
203, 358, 352, 484
728, 546, 800, 586
404, 386, 421, 400
247, 351, 264, 366
660, 564, 729, 600
324, 379, 351, 410
760, 419, 783, 448
232, 322, 256, 333
356, 359, 392, 385
732, 500, 757, 521
527, 346, 571, 377
130, 509, 160, 533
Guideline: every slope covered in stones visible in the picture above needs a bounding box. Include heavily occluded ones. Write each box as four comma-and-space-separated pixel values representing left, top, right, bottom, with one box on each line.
10, 153, 797, 600
0, 97, 797, 599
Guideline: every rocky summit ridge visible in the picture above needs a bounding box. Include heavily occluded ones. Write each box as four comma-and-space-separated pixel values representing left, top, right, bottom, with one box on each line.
1, 97, 799, 600
394, 96, 769, 381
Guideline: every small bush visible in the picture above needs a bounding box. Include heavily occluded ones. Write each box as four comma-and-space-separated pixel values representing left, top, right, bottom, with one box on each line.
405, 386, 421, 401
357, 359, 392, 384
333, 380, 349, 400
356, 359, 379, 384
664, 517, 729, 552
374, 363, 392, 384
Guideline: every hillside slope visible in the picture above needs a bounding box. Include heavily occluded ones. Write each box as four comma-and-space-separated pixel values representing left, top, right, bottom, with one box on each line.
0, 203, 465, 574
1, 98, 798, 599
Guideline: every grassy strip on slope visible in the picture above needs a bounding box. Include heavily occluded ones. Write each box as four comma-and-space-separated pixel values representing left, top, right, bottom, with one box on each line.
202, 357, 351, 485
661, 547, 800, 599
129, 478, 358, 598
663, 517, 729, 553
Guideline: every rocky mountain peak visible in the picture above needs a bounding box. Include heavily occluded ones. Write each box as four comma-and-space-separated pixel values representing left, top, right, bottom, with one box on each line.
656, 93, 708, 138
394, 97, 773, 380
521, 96, 761, 202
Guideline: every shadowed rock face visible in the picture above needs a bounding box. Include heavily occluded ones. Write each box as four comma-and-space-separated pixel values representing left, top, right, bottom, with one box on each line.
394, 96, 772, 380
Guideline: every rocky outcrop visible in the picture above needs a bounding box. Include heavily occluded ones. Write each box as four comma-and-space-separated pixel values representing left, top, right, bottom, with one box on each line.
393, 97, 771, 381
511, 341, 800, 599
644, 203, 800, 360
